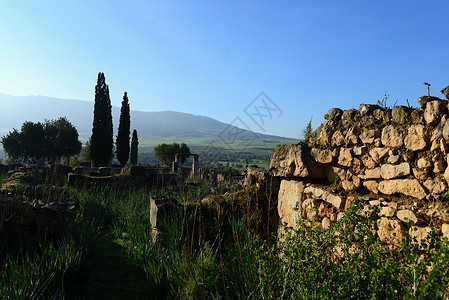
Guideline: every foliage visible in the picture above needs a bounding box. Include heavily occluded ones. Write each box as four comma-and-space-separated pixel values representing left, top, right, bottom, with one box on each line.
130, 129, 138, 164
1, 118, 81, 162
256, 200, 449, 299
116, 92, 131, 166
154, 142, 191, 166
90, 72, 113, 166
301, 117, 313, 140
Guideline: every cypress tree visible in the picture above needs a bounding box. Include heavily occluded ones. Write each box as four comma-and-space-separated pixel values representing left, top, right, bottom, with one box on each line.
116, 92, 130, 165
130, 129, 138, 165
90, 72, 113, 167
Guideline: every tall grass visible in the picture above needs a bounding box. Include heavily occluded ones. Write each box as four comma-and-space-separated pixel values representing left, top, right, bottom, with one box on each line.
2, 179, 449, 299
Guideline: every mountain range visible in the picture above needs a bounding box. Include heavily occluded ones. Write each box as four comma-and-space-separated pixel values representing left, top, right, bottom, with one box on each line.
0, 93, 297, 147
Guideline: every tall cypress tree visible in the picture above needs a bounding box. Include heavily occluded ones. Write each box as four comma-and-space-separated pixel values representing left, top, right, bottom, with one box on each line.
130, 129, 138, 165
116, 92, 130, 166
90, 72, 113, 167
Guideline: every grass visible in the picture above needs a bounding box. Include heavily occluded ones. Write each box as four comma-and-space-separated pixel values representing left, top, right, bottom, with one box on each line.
2, 180, 449, 299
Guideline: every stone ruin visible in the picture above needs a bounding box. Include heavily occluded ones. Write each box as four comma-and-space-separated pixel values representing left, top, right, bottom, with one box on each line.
269, 85, 449, 248
172, 153, 199, 178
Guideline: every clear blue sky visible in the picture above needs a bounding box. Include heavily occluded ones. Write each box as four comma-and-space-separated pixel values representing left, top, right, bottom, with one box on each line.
1, 0, 448, 138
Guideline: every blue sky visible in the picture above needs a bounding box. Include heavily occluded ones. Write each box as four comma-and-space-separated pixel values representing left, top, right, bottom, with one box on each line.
0, 0, 448, 139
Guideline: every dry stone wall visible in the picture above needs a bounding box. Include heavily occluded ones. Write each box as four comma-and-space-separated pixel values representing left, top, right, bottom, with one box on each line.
269, 87, 449, 248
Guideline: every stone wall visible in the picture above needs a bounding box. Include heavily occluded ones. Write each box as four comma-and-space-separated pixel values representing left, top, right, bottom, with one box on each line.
269, 87, 449, 247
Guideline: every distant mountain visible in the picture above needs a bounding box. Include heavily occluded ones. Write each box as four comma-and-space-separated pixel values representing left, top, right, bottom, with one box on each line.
0, 93, 296, 145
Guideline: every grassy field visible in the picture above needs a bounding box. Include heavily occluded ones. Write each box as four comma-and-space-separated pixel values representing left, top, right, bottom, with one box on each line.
2, 172, 449, 298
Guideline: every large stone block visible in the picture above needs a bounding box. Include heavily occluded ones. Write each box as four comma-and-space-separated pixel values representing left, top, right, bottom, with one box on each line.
377, 217, 406, 249
277, 180, 305, 228
381, 125, 404, 147
380, 163, 411, 180
304, 184, 344, 209
378, 179, 427, 199
269, 144, 325, 178
404, 124, 429, 151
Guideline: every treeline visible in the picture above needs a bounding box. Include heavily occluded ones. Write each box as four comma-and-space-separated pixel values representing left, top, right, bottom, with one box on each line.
1, 72, 139, 166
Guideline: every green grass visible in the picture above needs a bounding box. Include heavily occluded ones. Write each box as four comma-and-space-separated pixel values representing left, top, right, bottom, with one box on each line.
2, 183, 449, 299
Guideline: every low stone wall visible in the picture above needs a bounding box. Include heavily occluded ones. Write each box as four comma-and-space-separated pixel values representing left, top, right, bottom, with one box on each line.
270, 86, 449, 247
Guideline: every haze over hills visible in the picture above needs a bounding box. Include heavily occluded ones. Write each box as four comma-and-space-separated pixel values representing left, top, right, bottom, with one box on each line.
0, 93, 297, 146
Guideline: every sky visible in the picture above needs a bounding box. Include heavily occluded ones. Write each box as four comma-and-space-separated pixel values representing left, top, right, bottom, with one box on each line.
0, 0, 448, 139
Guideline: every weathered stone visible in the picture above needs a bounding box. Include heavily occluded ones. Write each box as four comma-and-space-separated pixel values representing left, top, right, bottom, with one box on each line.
397, 209, 423, 225
277, 180, 305, 228
417, 96, 442, 108
338, 148, 353, 167
310, 148, 338, 164
442, 223, 449, 239
302, 198, 317, 220
392, 106, 410, 124
381, 125, 404, 147
412, 167, 431, 181
417, 158, 432, 169
388, 202, 399, 210
363, 180, 379, 193
361, 154, 377, 169
322, 217, 331, 230
342, 179, 356, 191
423, 177, 447, 195
324, 108, 343, 121
341, 109, 357, 126
344, 127, 359, 145
409, 226, 432, 245
309, 121, 334, 146
411, 108, 425, 124
434, 160, 445, 173
441, 85, 449, 100
425, 207, 449, 223
378, 179, 427, 199
369, 147, 389, 164
318, 202, 336, 219
269, 144, 325, 178
351, 157, 363, 173
387, 155, 400, 164
424, 101, 445, 125
359, 104, 381, 116
444, 166, 449, 185
380, 163, 411, 179
369, 199, 381, 206
325, 165, 347, 183
443, 119, 449, 142
150, 197, 181, 229
404, 124, 429, 151
353, 146, 367, 156
379, 206, 396, 217
377, 217, 406, 249
344, 196, 356, 211
364, 167, 381, 179
360, 128, 381, 144
304, 185, 344, 209
331, 130, 345, 147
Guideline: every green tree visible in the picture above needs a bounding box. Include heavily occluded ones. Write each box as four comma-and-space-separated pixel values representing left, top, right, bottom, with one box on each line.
80, 140, 91, 162
130, 130, 138, 165
154, 142, 191, 166
301, 117, 313, 140
1, 118, 81, 162
44, 117, 82, 162
1, 129, 24, 161
116, 92, 131, 166
90, 72, 113, 167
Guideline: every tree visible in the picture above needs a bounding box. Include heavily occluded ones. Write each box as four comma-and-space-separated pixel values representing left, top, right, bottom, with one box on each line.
154, 142, 191, 166
90, 72, 113, 167
116, 92, 130, 166
1, 118, 81, 162
44, 117, 82, 162
301, 117, 313, 140
130, 130, 138, 165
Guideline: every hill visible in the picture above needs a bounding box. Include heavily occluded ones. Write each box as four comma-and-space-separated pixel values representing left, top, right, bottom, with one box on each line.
0, 93, 298, 167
